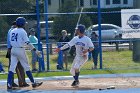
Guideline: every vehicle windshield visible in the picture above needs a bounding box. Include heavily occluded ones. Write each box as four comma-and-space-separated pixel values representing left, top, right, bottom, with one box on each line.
91, 25, 119, 31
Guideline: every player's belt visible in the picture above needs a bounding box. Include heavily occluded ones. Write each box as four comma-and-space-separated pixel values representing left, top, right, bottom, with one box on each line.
12, 47, 23, 48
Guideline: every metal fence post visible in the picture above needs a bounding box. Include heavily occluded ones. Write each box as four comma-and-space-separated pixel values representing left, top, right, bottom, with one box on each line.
57, 43, 63, 70
40, 42, 45, 71
36, 0, 45, 71
44, 0, 50, 71
98, 0, 103, 69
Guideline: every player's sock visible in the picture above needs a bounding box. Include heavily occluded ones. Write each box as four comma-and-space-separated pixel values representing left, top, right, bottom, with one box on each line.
7, 71, 14, 87
26, 71, 35, 83
73, 72, 80, 81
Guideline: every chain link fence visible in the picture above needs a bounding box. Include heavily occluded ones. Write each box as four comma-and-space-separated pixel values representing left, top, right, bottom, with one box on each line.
0, 0, 140, 73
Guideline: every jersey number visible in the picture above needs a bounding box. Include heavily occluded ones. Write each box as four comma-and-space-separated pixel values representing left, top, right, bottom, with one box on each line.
11, 33, 18, 41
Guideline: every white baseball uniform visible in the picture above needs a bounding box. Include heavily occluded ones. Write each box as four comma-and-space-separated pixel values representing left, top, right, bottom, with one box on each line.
9, 28, 30, 72
67, 35, 94, 76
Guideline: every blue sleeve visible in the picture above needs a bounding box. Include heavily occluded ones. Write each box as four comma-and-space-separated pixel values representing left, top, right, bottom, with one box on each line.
7, 29, 12, 48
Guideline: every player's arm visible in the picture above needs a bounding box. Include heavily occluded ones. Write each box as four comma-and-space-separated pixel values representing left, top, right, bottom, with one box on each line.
83, 38, 94, 55
23, 31, 42, 58
25, 41, 42, 58
7, 29, 12, 49
55, 44, 70, 52
25, 41, 35, 50
82, 47, 93, 56
88, 47, 94, 51
55, 37, 76, 52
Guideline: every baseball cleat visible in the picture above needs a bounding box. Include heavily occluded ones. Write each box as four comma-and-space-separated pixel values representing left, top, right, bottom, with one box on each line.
71, 80, 79, 86
32, 82, 43, 88
7, 85, 18, 90
7, 86, 12, 90
12, 83, 18, 87
19, 83, 30, 87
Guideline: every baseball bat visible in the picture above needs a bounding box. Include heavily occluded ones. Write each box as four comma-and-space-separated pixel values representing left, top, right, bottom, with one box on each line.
99, 86, 115, 91
76, 7, 84, 27
74, 7, 84, 36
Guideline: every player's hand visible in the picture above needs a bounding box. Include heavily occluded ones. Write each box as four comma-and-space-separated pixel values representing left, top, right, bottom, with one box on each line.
36, 50, 42, 58
82, 49, 88, 55
83, 55, 87, 59
54, 48, 60, 53
82, 49, 88, 59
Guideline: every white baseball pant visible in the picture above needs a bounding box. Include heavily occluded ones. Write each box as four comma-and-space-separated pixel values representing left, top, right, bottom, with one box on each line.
9, 48, 30, 72
70, 55, 88, 76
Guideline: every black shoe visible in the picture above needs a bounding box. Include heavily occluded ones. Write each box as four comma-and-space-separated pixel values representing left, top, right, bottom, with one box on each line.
12, 83, 18, 87
32, 69, 38, 72
23, 83, 30, 87
7, 86, 12, 90
32, 82, 43, 88
19, 83, 30, 87
71, 80, 79, 86
7, 86, 19, 90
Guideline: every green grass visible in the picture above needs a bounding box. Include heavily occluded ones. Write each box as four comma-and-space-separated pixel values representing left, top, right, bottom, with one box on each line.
1, 49, 140, 80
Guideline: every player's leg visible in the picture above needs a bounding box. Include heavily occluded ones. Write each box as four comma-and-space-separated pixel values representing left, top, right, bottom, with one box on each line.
7, 55, 18, 89
8, 57, 18, 87
6, 49, 18, 87
70, 56, 80, 86
70, 56, 88, 86
16, 62, 29, 87
19, 49, 42, 88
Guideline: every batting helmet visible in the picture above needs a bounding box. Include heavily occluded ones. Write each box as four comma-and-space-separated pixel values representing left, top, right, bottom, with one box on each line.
75, 24, 85, 34
16, 17, 26, 27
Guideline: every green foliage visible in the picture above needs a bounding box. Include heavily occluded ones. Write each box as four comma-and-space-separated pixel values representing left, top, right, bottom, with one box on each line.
0, 0, 37, 42
0, 0, 33, 14
85, 7, 133, 27
0, 17, 9, 42
52, 0, 91, 38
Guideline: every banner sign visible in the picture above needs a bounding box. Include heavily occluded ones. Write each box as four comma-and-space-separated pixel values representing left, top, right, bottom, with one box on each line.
121, 9, 140, 38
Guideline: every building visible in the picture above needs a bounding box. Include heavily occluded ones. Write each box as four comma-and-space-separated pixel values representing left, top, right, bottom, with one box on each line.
82, 0, 133, 8
48, 0, 134, 13
133, 0, 140, 8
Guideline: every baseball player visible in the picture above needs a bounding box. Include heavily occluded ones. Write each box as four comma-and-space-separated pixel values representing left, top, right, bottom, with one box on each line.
55, 24, 94, 86
6, 21, 29, 87
7, 17, 43, 90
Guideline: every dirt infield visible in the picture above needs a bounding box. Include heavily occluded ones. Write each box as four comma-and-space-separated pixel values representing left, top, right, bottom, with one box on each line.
1, 77, 140, 90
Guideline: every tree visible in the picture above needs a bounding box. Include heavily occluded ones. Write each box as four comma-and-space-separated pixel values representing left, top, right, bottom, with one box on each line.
85, 7, 133, 27
52, 0, 91, 39
0, 16, 9, 42
0, 0, 35, 43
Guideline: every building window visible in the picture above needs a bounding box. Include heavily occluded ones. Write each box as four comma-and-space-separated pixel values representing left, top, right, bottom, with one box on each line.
113, 0, 121, 4
90, 0, 92, 6
80, 0, 84, 7
61, 0, 64, 4
48, 0, 51, 5
123, 0, 128, 4
93, 0, 97, 5
106, 0, 110, 5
